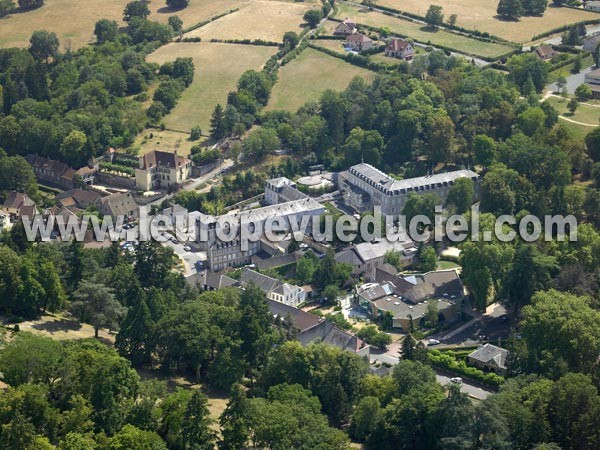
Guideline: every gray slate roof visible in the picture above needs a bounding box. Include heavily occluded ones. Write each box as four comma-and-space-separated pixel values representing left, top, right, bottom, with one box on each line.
468, 344, 508, 370
349, 163, 479, 194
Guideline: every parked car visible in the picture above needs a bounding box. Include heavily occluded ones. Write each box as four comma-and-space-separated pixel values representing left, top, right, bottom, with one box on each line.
450, 377, 463, 385
183, 245, 191, 251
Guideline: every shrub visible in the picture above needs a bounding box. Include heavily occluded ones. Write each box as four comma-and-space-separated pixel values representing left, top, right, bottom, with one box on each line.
190, 125, 202, 140
428, 349, 504, 387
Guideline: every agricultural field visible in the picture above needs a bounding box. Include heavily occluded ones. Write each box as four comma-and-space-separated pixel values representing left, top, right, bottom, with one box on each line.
334, 4, 515, 59
184, 0, 312, 42
147, 42, 277, 132
148, 0, 249, 30
0, 0, 127, 49
266, 47, 375, 112
0, 0, 248, 50
378, 0, 599, 43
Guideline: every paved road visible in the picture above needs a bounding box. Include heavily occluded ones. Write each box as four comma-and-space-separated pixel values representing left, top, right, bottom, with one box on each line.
370, 351, 492, 400
436, 372, 492, 400
541, 24, 600, 47
547, 65, 595, 94
161, 237, 206, 276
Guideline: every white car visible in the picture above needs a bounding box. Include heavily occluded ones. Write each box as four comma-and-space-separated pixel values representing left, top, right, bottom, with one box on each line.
450, 377, 463, 385
428, 339, 441, 345
183, 245, 192, 251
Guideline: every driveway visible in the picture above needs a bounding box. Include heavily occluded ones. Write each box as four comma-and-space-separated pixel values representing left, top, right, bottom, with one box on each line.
370, 350, 493, 400
435, 372, 492, 400
547, 65, 595, 94
161, 237, 206, 276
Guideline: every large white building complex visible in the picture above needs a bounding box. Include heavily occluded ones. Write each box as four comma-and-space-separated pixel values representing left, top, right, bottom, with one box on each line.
340, 163, 480, 216
194, 179, 325, 271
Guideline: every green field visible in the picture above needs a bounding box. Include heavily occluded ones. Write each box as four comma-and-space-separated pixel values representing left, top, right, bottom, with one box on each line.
147, 42, 277, 132
546, 96, 599, 141
334, 4, 515, 59
266, 48, 376, 112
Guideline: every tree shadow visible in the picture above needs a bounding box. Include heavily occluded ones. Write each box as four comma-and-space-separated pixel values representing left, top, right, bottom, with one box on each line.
419, 25, 440, 33
157, 5, 188, 15
31, 318, 82, 333
493, 15, 521, 23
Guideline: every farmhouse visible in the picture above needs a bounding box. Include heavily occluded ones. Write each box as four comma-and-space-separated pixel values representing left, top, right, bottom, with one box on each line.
534, 45, 557, 61
468, 344, 509, 375
26, 155, 78, 190
135, 150, 192, 192
56, 189, 102, 212
334, 17, 358, 35
240, 268, 306, 307
346, 32, 373, 52
584, 68, 600, 99
340, 163, 480, 216
97, 192, 139, 221
385, 38, 414, 60
2, 192, 37, 220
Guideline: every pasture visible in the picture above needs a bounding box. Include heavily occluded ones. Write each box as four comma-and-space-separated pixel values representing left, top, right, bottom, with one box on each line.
148, 0, 249, 30
377, 0, 599, 43
266, 47, 375, 112
147, 42, 277, 131
334, 4, 515, 59
184, 0, 312, 42
0, 0, 248, 50
0, 0, 127, 49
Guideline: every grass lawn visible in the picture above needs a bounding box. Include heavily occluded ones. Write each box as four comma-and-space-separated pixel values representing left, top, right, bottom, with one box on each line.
147, 42, 277, 131
130, 129, 204, 156
312, 38, 347, 55
184, 0, 312, 42
437, 260, 460, 270
334, 4, 514, 59
546, 96, 599, 140
377, 0, 599, 43
11, 313, 115, 343
266, 47, 375, 112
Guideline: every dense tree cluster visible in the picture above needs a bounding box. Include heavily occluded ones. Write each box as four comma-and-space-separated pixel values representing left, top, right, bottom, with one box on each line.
497, 0, 547, 21
0, 18, 189, 168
